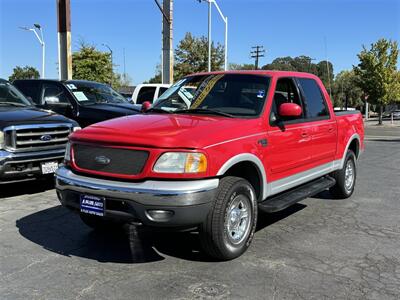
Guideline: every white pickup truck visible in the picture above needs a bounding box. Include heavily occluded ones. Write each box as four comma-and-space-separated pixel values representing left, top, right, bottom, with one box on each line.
131, 84, 170, 104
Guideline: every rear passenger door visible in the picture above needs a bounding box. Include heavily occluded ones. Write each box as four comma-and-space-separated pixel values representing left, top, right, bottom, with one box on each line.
297, 77, 337, 164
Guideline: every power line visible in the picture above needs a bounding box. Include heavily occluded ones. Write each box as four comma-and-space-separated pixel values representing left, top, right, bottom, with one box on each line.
250, 46, 265, 70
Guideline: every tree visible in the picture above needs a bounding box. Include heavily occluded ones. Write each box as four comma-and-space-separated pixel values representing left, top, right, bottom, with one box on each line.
316, 60, 334, 96
261, 56, 332, 80
229, 63, 255, 70
8, 66, 40, 82
146, 33, 224, 82
145, 64, 162, 83
174, 32, 224, 80
333, 70, 363, 108
262, 56, 296, 71
354, 38, 400, 124
72, 43, 113, 85
112, 73, 132, 90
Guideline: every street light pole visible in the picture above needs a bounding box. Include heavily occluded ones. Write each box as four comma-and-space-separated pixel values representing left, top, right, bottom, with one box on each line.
208, 0, 212, 72
102, 44, 113, 73
198, 0, 228, 71
20, 24, 45, 78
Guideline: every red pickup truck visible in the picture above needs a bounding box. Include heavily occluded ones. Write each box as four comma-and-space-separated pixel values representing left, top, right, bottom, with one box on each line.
56, 71, 364, 260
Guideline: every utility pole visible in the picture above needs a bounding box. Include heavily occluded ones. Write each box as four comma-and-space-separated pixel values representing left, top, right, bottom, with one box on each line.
155, 0, 173, 84
250, 46, 265, 70
57, 0, 72, 80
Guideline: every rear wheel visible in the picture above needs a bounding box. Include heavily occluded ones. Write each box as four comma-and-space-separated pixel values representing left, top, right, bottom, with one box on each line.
330, 150, 357, 198
199, 176, 258, 260
80, 214, 123, 231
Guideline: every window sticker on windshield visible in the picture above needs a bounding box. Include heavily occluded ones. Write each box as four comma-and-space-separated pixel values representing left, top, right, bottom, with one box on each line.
257, 90, 265, 98
73, 91, 89, 101
191, 74, 224, 109
66, 84, 77, 90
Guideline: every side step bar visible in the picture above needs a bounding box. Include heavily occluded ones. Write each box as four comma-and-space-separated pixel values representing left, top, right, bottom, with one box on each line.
258, 176, 336, 213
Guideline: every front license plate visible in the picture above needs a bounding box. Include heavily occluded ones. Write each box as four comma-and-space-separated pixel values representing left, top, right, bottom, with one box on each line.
80, 194, 105, 216
41, 161, 59, 174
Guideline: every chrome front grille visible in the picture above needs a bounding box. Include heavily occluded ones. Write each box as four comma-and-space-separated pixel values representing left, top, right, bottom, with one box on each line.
4, 124, 72, 152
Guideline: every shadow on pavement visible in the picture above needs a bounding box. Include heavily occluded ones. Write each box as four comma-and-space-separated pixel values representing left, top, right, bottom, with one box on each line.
0, 178, 54, 198
16, 203, 306, 263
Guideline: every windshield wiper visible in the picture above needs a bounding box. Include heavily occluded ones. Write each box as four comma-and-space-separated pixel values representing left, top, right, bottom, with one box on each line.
0, 102, 27, 107
174, 108, 234, 118
145, 107, 173, 114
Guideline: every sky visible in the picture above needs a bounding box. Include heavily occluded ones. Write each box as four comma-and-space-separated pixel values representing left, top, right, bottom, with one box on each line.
0, 0, 399, 85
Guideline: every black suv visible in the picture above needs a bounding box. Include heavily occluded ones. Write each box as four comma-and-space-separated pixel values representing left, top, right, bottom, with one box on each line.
0, 79, 79, 184
13, 79, 140, 127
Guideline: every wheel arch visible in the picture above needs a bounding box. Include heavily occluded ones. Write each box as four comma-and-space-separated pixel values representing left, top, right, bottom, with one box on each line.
217, 153, 268, 201
340, 134, 360, 169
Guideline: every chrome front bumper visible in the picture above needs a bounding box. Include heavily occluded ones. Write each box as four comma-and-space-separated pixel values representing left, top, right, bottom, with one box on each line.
0, 148, 65, 183
55, 166, 219, 226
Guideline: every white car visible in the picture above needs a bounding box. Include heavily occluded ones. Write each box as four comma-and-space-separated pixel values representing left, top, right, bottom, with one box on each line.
131, 84, 170, 104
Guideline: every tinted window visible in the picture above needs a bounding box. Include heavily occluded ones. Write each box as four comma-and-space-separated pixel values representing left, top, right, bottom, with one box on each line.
137, 87, 157, 104
65, 82, 127, 105
0, 81, 32, 106
271, 78, 303, 121
158, 87, 168, 97
298, 78, 329, 118
13, 81, 41, 104
42, 84, 69, 104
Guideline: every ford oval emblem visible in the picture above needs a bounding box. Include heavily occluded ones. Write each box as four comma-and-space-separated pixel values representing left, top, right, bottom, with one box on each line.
40, 134, 52, 141
95, 155, 111, 165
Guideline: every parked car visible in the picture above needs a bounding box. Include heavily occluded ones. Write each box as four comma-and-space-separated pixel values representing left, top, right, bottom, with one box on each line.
55, 71, 364, 260
383, 110, 400, 119
0, 79, 79, 184
13, 79, 140, 127
131, 83, 170, 104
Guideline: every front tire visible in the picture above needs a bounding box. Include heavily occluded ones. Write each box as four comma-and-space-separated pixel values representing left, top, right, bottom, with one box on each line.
199, 176, 258, 260
330, 150, 357, 199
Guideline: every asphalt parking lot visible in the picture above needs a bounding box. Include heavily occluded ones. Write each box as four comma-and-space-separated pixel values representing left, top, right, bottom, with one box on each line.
1, 139, 399, 300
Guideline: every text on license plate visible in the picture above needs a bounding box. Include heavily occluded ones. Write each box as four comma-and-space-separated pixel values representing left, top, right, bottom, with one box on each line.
80, 194, 105, 216
41, 161, 59, 174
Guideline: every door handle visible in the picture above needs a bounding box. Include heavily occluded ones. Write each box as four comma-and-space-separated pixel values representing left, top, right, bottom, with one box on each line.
301, 132, 308, 138
328, 127, 334, 133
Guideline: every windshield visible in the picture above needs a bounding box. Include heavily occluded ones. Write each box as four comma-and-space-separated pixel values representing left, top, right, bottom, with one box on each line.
0, 81, 32, 107
66, 82, 128, 105
152, 74, 270, 117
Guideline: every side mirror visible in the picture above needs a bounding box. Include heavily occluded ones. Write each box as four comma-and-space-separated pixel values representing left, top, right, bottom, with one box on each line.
141, 101, 152, 112
44, 96, 60, 104
278, 103, 302, 118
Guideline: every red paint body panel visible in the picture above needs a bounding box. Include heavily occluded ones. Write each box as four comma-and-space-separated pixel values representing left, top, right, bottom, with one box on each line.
69, 71, 364, 189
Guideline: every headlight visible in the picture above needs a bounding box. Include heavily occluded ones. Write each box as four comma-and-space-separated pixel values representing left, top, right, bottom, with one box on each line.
0, 131, 3, 150
64, 142, 71, 162
73, 126, 81, 132
153, 152, 207, 173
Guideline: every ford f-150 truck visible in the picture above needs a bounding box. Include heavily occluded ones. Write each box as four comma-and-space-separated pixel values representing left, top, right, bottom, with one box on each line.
55, 71, 364, 260
0, 79, 79, 184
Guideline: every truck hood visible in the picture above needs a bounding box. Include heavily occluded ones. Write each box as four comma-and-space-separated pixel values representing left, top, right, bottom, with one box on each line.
71, 113, 262, 149
0, 106, 75, 129
83, 103, 139, 115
